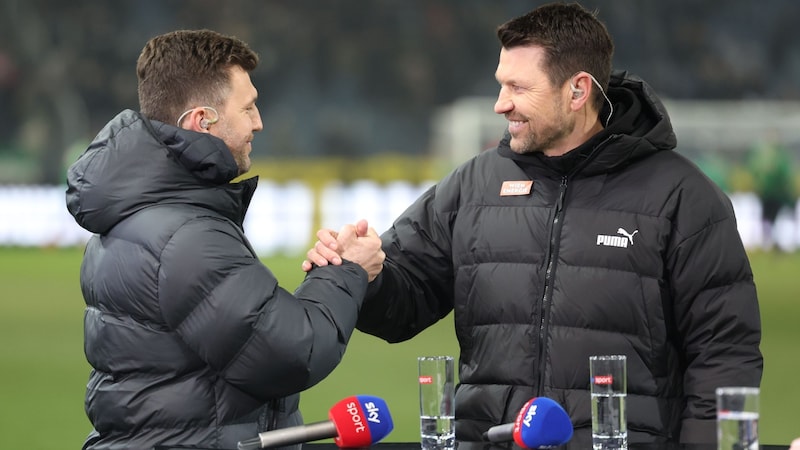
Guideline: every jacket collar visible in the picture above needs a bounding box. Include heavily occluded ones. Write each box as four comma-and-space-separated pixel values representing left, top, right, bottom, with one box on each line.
66, 109, 257, 233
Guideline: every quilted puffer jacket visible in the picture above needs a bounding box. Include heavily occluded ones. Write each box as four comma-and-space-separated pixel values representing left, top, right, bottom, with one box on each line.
66, 110, 368, 450
356, 71, 762, 449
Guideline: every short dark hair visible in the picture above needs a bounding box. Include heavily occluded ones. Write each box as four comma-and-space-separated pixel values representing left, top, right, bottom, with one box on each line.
497, 2, 613, 112
136, 29, 259, 124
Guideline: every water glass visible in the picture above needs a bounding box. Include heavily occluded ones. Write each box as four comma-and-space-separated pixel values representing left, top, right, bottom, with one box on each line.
590, 355, 627, 450
418, 356, 455, 450
716, 386, 759, 450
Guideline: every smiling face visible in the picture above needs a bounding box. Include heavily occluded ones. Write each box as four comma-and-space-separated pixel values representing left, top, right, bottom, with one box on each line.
493, 45, 575, 156
209, 65, 263, 175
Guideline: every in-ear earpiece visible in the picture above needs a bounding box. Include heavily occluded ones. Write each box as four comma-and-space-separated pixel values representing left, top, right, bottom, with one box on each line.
176, 105, 220, 129
570, 82, 584, 98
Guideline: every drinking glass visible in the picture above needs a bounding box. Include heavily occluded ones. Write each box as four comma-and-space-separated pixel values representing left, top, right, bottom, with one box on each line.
418, 356, 455, 450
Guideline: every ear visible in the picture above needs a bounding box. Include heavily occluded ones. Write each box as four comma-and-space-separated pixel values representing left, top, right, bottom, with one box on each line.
178, 108, 212, 133
568, 73, 592, 109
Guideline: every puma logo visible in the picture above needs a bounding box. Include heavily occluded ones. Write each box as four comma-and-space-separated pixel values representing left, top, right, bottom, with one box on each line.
596, 227, 639, 248
617, 228, 638, 245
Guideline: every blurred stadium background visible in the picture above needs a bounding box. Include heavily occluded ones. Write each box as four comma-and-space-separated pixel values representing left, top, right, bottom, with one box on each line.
1, 0, 799, 448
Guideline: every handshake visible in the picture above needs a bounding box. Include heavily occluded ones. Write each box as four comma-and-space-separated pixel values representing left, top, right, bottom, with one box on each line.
301, 219, 385, 282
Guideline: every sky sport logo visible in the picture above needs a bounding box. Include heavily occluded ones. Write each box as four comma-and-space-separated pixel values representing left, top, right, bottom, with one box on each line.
592, 375, 613, 385
419, 376, 433, 384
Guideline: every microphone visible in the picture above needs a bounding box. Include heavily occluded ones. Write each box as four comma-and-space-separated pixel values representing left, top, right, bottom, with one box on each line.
482, 397, 573, 448
237, 395, 394, 449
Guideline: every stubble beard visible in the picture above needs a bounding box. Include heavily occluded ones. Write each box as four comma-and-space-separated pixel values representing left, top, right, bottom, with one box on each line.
216, 124, 252, 176
511, 104, 574, 156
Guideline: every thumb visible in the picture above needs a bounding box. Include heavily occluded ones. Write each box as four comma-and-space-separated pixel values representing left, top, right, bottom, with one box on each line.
355, 219, 369, 237
338, 223, 358, 242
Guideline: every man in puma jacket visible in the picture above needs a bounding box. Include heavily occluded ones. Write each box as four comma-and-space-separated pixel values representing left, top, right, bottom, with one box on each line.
355, 69, 762, 448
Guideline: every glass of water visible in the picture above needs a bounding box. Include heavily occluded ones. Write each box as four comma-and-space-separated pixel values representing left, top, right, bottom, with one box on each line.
590, 355, 627, 450
418, 356, 455, 450
716, 386, 759, 450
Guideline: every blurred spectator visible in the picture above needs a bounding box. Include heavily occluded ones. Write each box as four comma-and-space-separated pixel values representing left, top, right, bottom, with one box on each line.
745, 132, 796, 251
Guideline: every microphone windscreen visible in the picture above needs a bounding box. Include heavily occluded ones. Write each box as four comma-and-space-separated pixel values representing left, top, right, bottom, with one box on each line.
330, 395, 394, 447
513, 397, 573, 448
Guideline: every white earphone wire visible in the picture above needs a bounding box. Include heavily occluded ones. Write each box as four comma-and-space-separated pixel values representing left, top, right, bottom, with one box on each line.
175, 106, 220, 128
572, 72, 614, 127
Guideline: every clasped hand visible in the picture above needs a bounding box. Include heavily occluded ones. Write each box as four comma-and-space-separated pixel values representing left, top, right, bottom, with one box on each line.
302, 219, 385, 282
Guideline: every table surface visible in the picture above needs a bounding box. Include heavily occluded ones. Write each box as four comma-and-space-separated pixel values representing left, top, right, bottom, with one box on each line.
155, 442, 790, 450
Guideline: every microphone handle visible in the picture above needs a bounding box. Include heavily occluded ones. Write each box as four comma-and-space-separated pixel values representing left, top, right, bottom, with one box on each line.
261, 421, 338, 448
483, 422, 515, 442
238, 421, 338, 449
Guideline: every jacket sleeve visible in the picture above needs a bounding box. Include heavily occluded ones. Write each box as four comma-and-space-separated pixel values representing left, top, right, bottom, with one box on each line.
666, 183, 763, 444
356, 179, 458, 343
158, 215, 368, 400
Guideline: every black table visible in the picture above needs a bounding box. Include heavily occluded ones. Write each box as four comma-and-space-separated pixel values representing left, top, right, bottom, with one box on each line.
155, 443, 789, 450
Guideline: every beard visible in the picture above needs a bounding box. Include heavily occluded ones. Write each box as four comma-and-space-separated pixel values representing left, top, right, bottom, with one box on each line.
215, 125, 252, 175
231, 150, 251, 176
509, 99, 574, 155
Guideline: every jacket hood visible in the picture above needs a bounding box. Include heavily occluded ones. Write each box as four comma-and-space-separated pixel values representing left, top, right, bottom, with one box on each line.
66, 109, 257, 234
498, 70, 678, 176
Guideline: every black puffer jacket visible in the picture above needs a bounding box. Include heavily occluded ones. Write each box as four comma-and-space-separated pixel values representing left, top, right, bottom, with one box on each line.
356, 72, 762, 448
66, 110, 368, 450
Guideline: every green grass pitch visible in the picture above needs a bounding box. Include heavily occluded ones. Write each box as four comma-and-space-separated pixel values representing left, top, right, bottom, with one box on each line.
0, 247, 796, 448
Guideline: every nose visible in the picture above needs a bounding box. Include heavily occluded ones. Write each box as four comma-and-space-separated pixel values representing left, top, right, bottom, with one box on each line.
494, 87, 512, 115
252, 105, 264, 132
